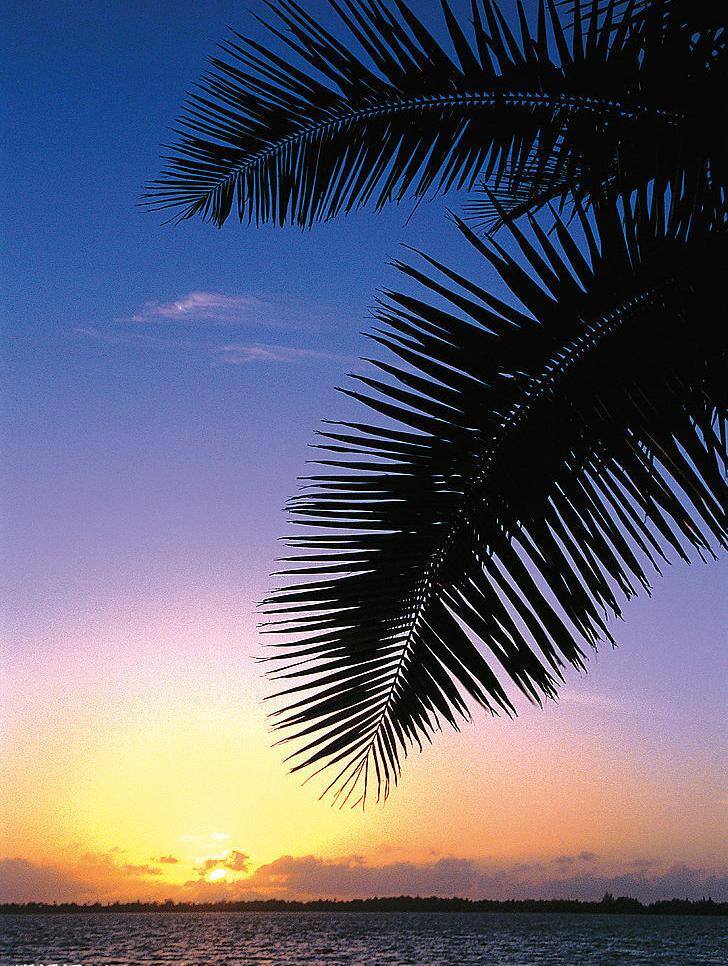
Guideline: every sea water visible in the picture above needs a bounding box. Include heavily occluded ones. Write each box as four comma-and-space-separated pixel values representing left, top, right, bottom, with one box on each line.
1, 910, 726, 964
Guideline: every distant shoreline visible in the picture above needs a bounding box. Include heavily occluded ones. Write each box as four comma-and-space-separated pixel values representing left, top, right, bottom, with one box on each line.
2, 896, 726, 916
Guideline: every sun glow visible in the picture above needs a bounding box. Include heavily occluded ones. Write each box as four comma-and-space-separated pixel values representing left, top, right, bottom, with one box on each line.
206, 868, 227, 883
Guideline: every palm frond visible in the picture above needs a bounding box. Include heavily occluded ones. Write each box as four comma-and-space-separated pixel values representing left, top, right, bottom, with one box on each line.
145, 0, 711, 229
560, 0, 728, 36
261, 187, 727, 804
461, 147, 580, 233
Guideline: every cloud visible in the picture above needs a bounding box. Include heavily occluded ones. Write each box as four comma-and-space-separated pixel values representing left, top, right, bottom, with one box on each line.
195, 858, 225, 876
551, 852, 596, 867
125, 291, 344, 331
155, 855, 179, 865
179, 854, 728, 904
73, 327, 345, 368
129, 292, 266, 325
74, 851, 163, 881
511, 862, 545, 873
120, 863, 162, 877
237, 854, 481, 900
628, 857, 658, 872
534, 864, 728, 904
225, 851, 251, 873
194, 850, 251, 878
0, 858, 93, 903
0, 851, 166, 904
4, 851, 727, 904
214, 343, 344, 365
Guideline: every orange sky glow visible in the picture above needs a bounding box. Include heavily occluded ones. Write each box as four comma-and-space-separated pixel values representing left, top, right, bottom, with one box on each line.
2, 564, 726, 904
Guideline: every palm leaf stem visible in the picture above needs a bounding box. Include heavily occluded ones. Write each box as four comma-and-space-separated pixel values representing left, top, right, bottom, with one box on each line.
153, 91, 684, 221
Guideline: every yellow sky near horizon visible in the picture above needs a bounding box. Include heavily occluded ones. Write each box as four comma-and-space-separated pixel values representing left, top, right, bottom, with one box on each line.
2, 564, 726, 903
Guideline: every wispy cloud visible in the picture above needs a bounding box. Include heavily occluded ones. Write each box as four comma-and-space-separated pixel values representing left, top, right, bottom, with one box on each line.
124, 290, 342, 330
72, 328, 345, 368
129, 292, 267, 326
75, 289, 350, 366
215, 343, 345, 365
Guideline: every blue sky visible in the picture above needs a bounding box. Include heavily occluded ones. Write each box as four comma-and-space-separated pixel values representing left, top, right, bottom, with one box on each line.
3, 0, 475, 608
4, 0, 724, 686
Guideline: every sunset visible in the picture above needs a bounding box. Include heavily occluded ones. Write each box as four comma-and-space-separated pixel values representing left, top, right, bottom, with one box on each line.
2, 569, 726, 904
2, 0, 727, 961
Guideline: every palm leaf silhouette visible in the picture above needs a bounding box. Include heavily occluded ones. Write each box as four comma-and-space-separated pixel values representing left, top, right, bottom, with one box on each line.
145, 0, 724, 230
262, 187, 726, 804
148, 1, 728, 804
560, 0, 727, 34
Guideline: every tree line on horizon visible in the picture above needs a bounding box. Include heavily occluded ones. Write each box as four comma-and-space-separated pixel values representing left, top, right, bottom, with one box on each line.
146, 0, 727, 804
2, 895, 726, 916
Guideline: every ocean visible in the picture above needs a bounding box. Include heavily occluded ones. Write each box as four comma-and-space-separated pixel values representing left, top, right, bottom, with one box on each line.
1, 911, 726, 964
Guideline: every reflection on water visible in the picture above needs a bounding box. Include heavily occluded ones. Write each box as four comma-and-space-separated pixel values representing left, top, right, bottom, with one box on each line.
1, 911, 726, 964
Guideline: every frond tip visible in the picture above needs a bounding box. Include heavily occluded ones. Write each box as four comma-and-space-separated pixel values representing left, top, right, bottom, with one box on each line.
261, 189, 727, 804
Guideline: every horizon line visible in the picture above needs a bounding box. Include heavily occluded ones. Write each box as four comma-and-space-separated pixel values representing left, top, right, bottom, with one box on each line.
2, 895, 726, 916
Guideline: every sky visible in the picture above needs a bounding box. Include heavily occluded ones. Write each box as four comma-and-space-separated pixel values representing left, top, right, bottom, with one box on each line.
1, 0, 726, 904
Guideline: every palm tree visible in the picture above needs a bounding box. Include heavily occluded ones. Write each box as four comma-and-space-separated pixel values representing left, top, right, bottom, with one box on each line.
148, 0, 727, 804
